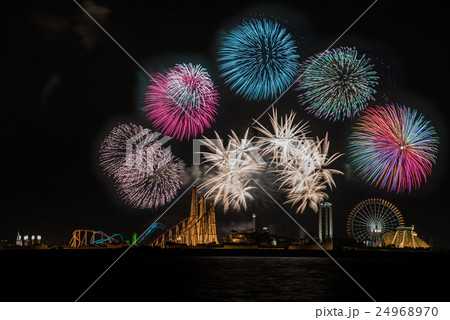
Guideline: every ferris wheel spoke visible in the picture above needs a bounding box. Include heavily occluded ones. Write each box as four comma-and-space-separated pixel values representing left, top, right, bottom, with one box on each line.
352, 214, 371, 225
360, 202, 375, 224
353, 229, 371, 241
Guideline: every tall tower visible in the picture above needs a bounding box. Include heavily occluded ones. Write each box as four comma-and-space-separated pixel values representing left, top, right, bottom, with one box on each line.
318, 202, 333, 243
190, 186, 198, 218
206, 201, 218, 244
198, 196, 207, 244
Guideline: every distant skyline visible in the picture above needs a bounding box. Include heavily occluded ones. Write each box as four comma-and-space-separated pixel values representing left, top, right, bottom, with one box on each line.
1, 1, 449, 248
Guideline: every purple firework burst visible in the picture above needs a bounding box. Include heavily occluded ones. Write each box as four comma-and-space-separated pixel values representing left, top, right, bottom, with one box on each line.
145, 63, 219, 141
99, 123, 183, 209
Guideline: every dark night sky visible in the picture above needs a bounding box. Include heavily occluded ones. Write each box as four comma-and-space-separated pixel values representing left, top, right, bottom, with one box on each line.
1, 1, 449, 247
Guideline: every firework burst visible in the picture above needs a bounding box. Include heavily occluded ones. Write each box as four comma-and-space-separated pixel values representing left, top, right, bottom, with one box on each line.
275, 134, 343, 213
218, 18, 300, 101
348, 104, 439, 193
199, 129, 264, 212
254, 108, 309, 165
145, 63, 219, 140
297, 47, 378, 121
99, 123, 183, 209
254, 109, 343, 213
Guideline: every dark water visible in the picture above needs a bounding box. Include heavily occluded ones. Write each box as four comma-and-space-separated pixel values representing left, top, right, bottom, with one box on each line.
1, 249, 449, 301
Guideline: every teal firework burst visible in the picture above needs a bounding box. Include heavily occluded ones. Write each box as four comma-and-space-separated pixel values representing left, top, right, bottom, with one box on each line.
297, 47, 378, 121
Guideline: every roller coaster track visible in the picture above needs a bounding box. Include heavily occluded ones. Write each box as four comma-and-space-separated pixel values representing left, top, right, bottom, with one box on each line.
69, 230, 124, 248
135, 222, 166, 246
150, 210, 213, 247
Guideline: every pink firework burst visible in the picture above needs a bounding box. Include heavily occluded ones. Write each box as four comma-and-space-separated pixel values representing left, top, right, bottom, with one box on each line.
145, 63, 219, 140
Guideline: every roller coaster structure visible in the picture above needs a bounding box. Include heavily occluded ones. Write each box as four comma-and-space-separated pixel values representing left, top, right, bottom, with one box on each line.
151, 187, 218, 247
69, 230, 124, 247
134, 223, 166, 246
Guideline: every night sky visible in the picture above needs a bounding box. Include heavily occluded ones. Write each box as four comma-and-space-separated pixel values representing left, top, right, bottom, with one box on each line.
1, 1, 449, 247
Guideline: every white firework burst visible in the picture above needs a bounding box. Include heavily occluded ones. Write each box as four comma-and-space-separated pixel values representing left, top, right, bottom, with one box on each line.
254, 108, 343, 213
199, 129, 264, 212
254, 108, 309, 165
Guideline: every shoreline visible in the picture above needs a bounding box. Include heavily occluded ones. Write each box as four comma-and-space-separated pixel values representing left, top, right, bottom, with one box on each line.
1, 246, 448, 259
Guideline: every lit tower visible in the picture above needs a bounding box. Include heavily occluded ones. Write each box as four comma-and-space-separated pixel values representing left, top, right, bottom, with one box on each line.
23, 235, 29, 246
187, 186, 199, 246
252, 214, 256, 233
318, 202, 333, 243
16, 231, 22, 246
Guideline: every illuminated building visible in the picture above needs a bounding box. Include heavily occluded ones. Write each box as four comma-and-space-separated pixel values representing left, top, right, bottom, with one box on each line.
318, 202, 333, 243
223, 214, 294, 247
382, 225, 430, 249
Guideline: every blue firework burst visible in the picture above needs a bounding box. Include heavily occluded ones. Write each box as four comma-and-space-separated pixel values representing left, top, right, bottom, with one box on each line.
217, 18, 300, 101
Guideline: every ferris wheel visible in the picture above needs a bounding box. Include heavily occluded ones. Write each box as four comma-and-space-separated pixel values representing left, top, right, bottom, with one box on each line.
347, 198, 405, 247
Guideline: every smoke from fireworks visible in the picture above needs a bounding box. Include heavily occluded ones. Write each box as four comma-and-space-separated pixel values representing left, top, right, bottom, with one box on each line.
199, 129, 264, 212
348, 104, 438, 193
145, 63, 219, 141
218, 18, 300, 101
297, 47, 378, 121
99, 123, 183, 209
254, 109, 343, 213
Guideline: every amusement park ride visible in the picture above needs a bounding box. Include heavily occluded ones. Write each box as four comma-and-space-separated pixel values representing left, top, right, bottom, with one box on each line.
69, 187, 218, 248
66, 191, 429, 250
150, 187, 218, 247
347, 198, 429, 249
69, 230, 124, 247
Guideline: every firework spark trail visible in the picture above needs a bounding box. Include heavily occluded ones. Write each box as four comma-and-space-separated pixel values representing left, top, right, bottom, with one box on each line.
199, 129, 264, 212
297, 47, 378, 121
275, 135, 343, 213
254, 108, 309, 166
146, 63, 219, 141
218, 18, 299, 101
254, 109, 343, 213
99, 123, 183, 209
348, 104, 438, 193
116, 148, 183, 209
